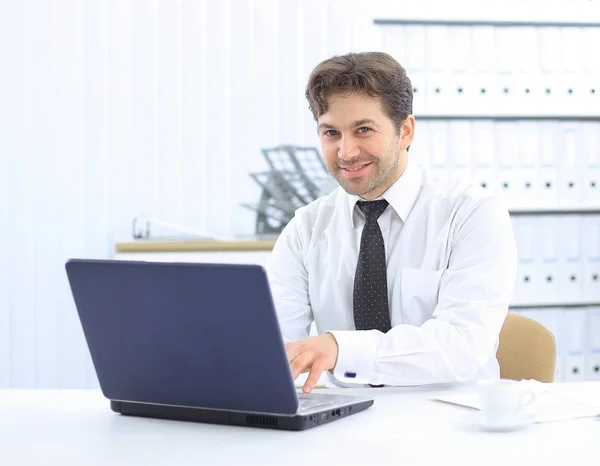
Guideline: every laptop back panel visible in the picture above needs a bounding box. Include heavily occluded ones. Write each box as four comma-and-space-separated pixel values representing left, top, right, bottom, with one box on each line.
65, 259, 299, 415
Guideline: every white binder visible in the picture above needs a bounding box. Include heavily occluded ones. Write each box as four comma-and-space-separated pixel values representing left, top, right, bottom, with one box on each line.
563, 309, 587, 382
493, 25, 518, 115
512, 216, 539, 306
537, 121, 559, 208
579, 28, 600, 116
582, 215, 600, 302
447, 26, 474, 114
557, 27, 583, 114
582, 122, 600, 207
470, 120, 496, 193
557, 123, 583, 207
470, 26, 496, 114
494, 121, 518, 208
536, 27, 561, 115
425, 25, 451, 115
448, 121, 472, 184
411, 120, 431, 169
516, 27, 540, 115
586, 308, 600, 381
539, 216, 560, 305
557, 215, 584, 304
427, 121, 450, 177
516, 121, 540, 209
400, 25, 428, 116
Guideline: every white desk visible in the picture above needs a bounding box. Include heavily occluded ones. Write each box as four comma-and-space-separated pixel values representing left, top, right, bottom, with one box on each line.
1, 384, 599, 466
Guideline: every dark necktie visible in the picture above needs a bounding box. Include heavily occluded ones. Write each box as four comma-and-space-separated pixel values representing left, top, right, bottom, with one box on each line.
353, 199, 391, 333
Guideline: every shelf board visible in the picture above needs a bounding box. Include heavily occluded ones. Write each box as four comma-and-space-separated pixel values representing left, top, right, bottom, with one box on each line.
374, 18, 600, 28
414, 115, 600, 121
509, 208, 600, 216
510, 302, 600, 310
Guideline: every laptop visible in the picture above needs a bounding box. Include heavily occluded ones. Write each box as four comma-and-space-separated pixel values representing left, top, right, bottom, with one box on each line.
65, 258, 373, 430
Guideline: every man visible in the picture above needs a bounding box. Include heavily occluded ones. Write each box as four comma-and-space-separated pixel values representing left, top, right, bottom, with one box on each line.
267, 51, 518, 393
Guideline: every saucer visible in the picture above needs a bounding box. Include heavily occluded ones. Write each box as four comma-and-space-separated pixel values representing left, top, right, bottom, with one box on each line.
468, 411, 535, 432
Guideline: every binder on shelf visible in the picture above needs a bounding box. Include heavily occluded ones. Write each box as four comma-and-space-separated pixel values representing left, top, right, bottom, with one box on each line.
427, 121, 450, 177
557, 215, 584, 304
516, 121, 540, 208
586, 307, 600, 381
582, 122, 600, 207
494, 121, 518, 208
516, 27, 540, 114
581, 72, 600, 117
536, 26, 561, 115
493, 25, 518, 115
470, 25, 496, 113
557, 123, 584, 207
557, 26, 583, 113
563, 308, 587, 382
582, 215, 600, 302
448, 121, 472, 184
539, 216, 560, 304
410, 121, 431, 168
447, 25, 473, 113
511, 216, 539, 305
425, 25, 451, 115
536, 121, 559, 208
470, 120, 496, 193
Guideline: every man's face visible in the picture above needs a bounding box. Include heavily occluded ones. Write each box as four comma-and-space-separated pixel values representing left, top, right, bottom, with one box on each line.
317, 92, 410, 200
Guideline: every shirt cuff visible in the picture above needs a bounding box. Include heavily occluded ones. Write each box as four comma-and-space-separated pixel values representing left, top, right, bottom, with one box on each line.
327, 330, 378, 385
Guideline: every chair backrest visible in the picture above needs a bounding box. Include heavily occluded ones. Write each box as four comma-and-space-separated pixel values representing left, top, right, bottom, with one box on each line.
496, 312, 557, 383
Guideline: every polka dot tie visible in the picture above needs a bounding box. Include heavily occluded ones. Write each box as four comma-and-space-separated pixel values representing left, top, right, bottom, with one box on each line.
353, 199, 391, 334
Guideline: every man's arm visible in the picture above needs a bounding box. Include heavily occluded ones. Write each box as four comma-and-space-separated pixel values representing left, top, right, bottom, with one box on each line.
327, 195, 518, 386
267, 217, 313, 344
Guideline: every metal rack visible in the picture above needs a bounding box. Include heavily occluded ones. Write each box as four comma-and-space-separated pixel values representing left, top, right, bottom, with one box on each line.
243, 145, 330, 235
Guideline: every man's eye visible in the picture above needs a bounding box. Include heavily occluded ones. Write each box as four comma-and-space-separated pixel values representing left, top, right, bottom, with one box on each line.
325, 130, 338, 136
358, 127, 371, 133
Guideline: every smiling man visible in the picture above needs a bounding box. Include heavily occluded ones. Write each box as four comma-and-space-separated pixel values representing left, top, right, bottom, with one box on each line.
267, 52, 518, 393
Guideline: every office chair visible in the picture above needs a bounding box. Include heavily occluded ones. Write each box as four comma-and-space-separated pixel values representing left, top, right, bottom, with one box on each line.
496, 312, 557, 383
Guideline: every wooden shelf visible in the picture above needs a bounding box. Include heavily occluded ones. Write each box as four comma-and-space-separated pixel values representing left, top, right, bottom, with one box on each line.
115, 239, 277, 253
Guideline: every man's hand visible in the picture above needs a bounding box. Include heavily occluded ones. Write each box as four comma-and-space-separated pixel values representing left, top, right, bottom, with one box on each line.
285, 333, 339, 394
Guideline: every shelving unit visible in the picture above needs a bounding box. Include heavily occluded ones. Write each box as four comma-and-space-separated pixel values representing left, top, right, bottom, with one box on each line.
374, 12, 600, 382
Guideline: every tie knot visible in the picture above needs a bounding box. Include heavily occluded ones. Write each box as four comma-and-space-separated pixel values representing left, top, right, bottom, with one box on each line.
357, 199, 389, 223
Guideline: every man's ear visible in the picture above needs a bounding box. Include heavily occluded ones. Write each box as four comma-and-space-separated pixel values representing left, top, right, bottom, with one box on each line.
400, 115, 415, 152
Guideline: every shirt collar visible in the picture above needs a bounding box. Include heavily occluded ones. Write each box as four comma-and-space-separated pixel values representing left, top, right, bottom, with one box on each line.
347, 158, 422, 228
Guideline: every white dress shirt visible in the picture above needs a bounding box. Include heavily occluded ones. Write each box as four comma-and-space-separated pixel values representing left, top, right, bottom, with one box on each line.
267, 158, 518, 387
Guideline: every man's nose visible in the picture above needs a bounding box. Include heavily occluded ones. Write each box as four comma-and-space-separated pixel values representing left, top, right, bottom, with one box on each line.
338, 136, 360, 160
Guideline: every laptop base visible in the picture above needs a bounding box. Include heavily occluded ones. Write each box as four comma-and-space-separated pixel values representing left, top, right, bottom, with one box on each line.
110, 398, 374, 431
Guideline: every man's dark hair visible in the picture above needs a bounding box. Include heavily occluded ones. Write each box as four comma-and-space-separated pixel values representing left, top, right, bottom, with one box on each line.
305, 51, 413, 134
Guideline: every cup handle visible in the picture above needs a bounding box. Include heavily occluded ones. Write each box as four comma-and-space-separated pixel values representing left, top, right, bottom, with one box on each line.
517, 390, 536, 411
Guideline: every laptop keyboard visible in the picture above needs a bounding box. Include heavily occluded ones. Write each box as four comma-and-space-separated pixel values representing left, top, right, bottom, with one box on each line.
297, 394, 338, 410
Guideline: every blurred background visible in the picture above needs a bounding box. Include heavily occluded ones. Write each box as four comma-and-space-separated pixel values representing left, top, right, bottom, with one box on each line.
1, 0, 600, 389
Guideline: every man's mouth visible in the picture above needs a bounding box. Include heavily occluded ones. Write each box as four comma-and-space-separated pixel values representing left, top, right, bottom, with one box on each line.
341, 162, 371, 172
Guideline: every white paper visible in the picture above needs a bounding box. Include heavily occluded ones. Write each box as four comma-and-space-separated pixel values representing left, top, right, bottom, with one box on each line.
432, 380, 600, 423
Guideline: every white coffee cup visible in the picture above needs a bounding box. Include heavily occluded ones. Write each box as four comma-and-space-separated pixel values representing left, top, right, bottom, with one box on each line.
476, 378, 536, 424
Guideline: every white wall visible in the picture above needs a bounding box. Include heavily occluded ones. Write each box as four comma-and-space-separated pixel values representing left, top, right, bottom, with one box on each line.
1, 0, 599, 388
0, 0, 380, 388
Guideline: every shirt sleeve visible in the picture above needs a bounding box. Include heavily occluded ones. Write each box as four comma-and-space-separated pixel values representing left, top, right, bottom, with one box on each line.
266, 216, 313, 343
329, 195, 518, 386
